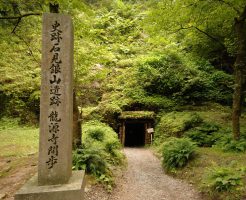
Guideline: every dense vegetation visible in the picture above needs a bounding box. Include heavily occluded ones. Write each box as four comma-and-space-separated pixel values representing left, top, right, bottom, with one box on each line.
1, 0, 246, 199
73, 120, 124, 190
153, 106, 246, 199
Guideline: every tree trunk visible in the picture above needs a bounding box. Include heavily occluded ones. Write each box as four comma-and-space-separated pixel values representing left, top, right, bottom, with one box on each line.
232, 6, 246, 140
232, 69, 243, 140
73, 91, 82, 149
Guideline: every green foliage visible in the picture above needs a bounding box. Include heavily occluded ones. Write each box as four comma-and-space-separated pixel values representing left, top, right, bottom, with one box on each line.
82, 106, 102, 122
215, 134, 246, 153
155, 112, 203, 143
119, 111, 154, 120
202, 166, 244, 195
136, 54, 233, 105
0, 117, 21, 131
86, 127, 105, 142
161, 137, 196, 171
72, 146, 114, 190
0, 0, 236, 128
73, 147, 107, 173
185, 122, 222, 147
97, 102, 122, 129
73, 120, 124, 188
145, 0, 245, 63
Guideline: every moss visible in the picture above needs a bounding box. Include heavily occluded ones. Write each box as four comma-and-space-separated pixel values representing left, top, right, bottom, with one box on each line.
155, 111, 203, 140
119, 111, 155, 120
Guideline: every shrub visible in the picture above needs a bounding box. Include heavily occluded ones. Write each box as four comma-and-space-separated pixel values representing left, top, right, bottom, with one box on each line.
73, 121, 124, 189
183, 112, 203, 130
161, 137, 196, 171
185, 122, 221, 147
215, 135, 246, 152
155, 112, 203, 143
73, 147, 108, 175
82, 120, 118, 144
82, 121, 124, 163
135, 54, 233, 104
87, 127, 105, 141
105, 139, 121, 155
202, 166, 244, 195
72, 146, 114, 189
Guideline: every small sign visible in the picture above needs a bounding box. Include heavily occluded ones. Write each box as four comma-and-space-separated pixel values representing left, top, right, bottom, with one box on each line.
147, 128, 154, 133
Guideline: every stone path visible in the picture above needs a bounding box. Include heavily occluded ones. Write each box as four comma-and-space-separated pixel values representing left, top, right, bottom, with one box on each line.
85, 148, 202, 200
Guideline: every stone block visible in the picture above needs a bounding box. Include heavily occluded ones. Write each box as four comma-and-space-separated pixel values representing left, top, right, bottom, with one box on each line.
15, 171, 85, 200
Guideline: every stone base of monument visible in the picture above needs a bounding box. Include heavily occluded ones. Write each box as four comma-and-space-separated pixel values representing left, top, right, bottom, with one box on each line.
14, 170, 85, 200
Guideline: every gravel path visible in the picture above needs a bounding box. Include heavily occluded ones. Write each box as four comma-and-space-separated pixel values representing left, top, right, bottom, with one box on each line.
85, 148, 202, 200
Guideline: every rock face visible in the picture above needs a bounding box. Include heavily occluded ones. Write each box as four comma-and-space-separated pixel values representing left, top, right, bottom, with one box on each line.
38, 13, 73, 185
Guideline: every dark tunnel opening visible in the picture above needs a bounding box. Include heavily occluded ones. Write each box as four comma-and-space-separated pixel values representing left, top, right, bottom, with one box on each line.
124, 123, 145, 147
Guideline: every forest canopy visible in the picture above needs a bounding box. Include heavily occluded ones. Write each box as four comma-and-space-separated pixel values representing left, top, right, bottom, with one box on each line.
0, 0, 245, 138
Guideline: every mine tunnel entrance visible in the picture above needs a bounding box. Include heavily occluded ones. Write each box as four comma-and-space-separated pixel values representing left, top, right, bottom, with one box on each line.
118, 111, 155, 146
125, 123, 145, 147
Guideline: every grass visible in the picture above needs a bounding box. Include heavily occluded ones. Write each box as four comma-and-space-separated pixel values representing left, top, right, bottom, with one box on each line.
172, 148, 246, 199
0, 118, 39, 157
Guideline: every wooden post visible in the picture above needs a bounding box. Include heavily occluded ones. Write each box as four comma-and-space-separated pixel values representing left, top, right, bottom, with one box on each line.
122, 122, 126, 146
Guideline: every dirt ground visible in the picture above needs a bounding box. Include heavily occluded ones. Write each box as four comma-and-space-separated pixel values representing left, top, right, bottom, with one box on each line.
0, 155, 37, 200
85, 148, 202, 200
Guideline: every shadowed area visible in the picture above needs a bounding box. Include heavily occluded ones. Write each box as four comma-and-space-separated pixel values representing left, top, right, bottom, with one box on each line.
125, 123, 145, 147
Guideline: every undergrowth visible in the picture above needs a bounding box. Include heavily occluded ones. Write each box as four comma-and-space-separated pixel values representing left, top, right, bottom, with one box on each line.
153, 108, 246, 200
72, 120, 125, 191
161, 137, 196, 171
201, 166, 245, 200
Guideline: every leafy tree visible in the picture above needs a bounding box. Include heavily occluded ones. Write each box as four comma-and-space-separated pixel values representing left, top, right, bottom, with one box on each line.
146, 0, 246, 139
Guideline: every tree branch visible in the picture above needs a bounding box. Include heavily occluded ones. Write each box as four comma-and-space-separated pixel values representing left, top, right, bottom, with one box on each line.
13, 32, 40, 64
193, 26, 225, 48
11, 17, 21, 33
0, 13, 41, 20
173, 25, 225, 48
0, 12, 41, 33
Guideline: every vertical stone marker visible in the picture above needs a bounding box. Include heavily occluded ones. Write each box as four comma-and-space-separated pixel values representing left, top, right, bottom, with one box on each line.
15, 13, 85, 200
39, 13, 73, 185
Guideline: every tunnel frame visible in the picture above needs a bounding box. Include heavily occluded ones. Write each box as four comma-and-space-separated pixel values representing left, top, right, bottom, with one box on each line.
118, 111, 155, 146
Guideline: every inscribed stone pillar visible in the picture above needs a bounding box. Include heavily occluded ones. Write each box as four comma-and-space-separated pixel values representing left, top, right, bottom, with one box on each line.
38, 13, 73, 185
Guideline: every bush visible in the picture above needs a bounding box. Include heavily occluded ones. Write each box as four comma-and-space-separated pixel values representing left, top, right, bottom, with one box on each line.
185, 122, 221, 147
183, 112, 203, 130
73, 146, 114, 189
155, 112, 203, 143
73, 121, 124, 189
87, 127, 105, 141
82, 121, 124, 164
215, 135, 246, 152
161, 137, 196, 171
202, 166, 244, 195
73, 147, 108, 175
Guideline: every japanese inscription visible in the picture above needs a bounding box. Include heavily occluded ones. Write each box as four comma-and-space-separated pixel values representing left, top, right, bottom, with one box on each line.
46, 21, 63, 169
38, 13, 73, 185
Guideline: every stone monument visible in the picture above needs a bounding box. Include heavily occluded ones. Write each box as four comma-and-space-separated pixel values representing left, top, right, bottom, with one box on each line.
15, 13, 85, 200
